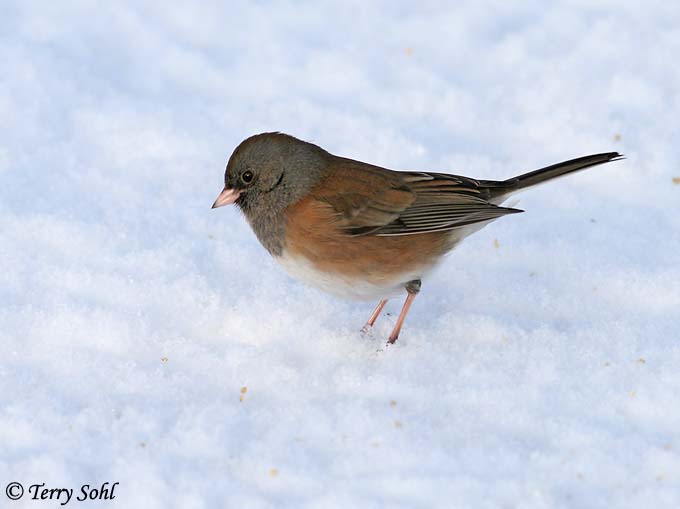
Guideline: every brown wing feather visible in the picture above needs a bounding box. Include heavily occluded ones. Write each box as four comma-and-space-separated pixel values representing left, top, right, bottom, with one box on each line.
309, 159, 522, 237
312, 159, 416, 233
374, 172, 522, 236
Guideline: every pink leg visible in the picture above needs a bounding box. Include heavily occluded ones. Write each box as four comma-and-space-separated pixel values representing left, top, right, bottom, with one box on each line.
387, 293, 417, 344
361, 299, 388, 333
387, 279, 421, 344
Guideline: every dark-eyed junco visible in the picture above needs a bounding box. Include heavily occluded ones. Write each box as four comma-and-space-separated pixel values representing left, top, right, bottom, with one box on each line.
213, 132, 622, 344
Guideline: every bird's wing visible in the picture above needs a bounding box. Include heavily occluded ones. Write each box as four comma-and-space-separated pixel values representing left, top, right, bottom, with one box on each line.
308, 159, 415, 232
370, 171, 522, 236
314, 160, 522, 237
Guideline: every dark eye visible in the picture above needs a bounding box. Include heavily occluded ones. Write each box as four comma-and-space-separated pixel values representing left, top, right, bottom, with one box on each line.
241, 170, 254, 184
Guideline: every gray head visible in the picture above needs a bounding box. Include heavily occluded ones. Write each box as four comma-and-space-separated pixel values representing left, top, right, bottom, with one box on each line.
212, 132, 330, 254
213, 132, 329, 214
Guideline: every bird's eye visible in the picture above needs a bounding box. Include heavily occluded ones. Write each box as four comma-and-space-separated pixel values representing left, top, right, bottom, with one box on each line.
241, 170, 254, 184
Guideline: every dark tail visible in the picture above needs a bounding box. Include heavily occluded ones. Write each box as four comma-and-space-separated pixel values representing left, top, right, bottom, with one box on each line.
498, 152, 624, 195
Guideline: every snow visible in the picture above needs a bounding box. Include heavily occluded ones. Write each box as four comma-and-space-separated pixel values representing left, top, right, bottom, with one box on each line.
2, 1, 680, 507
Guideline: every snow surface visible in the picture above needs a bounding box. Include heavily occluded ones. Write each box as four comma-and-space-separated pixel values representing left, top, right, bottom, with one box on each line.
2, 1, 680, 508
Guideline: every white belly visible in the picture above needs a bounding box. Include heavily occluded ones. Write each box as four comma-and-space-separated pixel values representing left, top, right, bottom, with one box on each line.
274, 250, 433, 301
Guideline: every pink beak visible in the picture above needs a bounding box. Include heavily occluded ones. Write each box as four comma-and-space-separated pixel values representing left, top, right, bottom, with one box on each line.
212, 187, 242, 209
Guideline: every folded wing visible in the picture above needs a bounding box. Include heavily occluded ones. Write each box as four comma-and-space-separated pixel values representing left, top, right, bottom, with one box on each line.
315, 160, 522, 237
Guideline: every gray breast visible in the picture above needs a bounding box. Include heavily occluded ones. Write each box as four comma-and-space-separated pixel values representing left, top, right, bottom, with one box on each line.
249, 211, 287, 257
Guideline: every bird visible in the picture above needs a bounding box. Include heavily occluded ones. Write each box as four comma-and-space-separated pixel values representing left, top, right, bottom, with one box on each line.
212, 132, 622, 344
